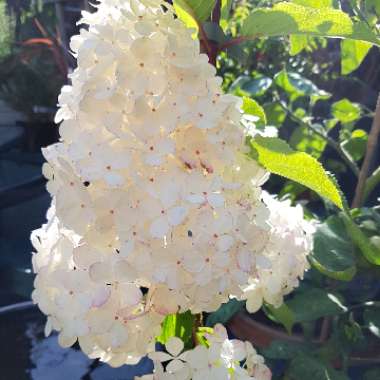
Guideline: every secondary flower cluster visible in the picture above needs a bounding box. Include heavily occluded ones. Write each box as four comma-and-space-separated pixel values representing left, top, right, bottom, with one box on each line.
137, 324, 271, 380
31, 0, 313, 368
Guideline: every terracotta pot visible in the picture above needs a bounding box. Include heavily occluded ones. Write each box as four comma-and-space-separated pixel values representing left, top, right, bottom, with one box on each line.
228, 311, 307, 349
228, 311, 380, 366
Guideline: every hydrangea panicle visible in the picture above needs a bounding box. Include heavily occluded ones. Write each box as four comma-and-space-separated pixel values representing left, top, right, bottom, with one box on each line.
31, 0, 313, 368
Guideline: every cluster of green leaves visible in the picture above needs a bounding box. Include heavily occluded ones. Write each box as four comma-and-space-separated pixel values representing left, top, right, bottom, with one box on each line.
159, 1, 380, 379
263, 207, 380, 379
217, 1, 380, 379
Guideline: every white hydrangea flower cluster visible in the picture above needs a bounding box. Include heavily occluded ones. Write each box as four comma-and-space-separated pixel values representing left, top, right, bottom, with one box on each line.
137, 324, 271, 380
242, 192, 314, 312
31, 0, 313, 367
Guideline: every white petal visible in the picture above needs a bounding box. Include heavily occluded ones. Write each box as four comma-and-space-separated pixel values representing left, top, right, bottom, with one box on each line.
104, 172, 124, 187
207, 193, 225, 208
209, 366, 229, 380
212, 324, 228, 340
120, 239, 135, 257
89, 262, 113, 283
216, 235, 235, 252
222, 339, 247, 362
44, 318, 53, 337
73, 244, 102, 269
58, 332, 77, 348
186, 194, 205, 204
185, 345, 208, 370
119, 283, 143, 307
167, 206, 187, 226
157, 138, 175, 154
245, 287, 263, 314
145, 153, 163, 166
256, 255, 272, 270
91, 286, 111, 308
237, 249, 252, 272
150, 216, 170, 238
183, 253, 205, 273
166, 358, 185, 373
148, 351, 173, 362
114, 260, 136, 282
166, 336, 184, 357
213, 251, 230, 268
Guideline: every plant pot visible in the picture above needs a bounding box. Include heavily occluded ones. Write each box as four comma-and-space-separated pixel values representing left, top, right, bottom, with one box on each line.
227, 311, 380, 367
0, 302, 154, 380
228, 311, 307, 348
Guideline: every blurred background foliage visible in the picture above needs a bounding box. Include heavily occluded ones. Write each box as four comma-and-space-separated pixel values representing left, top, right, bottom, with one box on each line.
0, 0, 379, 379
0, 0, 63, 123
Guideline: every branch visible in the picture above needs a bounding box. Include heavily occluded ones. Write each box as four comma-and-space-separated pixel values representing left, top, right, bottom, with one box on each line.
220, 36, 252, 50
199, 0, 222, 67
362, 166, 380, 204
352, 93, 380, 208
198, 21, 213, 61
192, 313, 203, 346
212, 0, 221, 25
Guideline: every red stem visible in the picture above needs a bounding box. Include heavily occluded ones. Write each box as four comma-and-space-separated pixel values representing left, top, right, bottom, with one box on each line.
198, 22, 215, 64
199, 2, 254, 66
220, 35, 252, 51
212, 0, 221, 25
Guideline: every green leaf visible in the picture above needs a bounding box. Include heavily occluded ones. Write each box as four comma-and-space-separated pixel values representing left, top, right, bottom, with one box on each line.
288, 353, 350, 380
230, 75, 273, 96
274, 69, 331, 102
241, 2, 380, 46
157, 311, 195, 347
363, 307, 380, 338
226, 44, 248, 62
325, 118, 339, 131
173, 0, 215, 30
264, 102, 287, 126
366, 0, 380, 16
279, 180, 308, 201
221, 0, 233, 20
206, 298, 244, 327
342, 214, 380, 265
195, 326, 213, 347
364, 368, 380, 380
202, 22, 227, 44
289, 0, 334, 56
289, 34, 309, 55
290, 125, 327, 159
262, 340, 314, 360
341, 129, 368, 162
332, 98, 362, 124
242, 97, 267, 126
287, 287, 347, 322
341, 39, 372, 75
291, 0, 334, 7
310, 215, 356, 281
249, 136, 344, 209
264, 303, 295, 334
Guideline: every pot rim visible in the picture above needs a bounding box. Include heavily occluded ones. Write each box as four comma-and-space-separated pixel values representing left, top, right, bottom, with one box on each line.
0, 301, 35, 315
